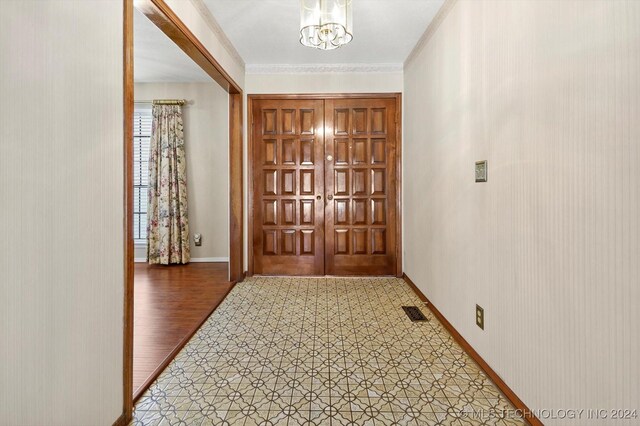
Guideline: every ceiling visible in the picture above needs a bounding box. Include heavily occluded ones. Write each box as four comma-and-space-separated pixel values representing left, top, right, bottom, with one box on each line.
202, 0, 445, 66
134, 9, 211, 82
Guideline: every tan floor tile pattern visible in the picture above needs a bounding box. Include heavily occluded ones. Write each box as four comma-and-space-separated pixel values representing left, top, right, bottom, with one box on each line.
131, 277, 526, 425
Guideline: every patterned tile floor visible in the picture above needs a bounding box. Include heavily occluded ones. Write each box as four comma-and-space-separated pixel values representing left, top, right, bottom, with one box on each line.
131, 277, 526, 425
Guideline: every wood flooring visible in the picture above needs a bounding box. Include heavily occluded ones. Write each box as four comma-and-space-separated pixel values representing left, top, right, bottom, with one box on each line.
133, 262, 234, 399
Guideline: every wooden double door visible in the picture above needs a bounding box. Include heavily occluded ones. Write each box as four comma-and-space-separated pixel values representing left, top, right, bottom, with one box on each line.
251, 95, 400, 276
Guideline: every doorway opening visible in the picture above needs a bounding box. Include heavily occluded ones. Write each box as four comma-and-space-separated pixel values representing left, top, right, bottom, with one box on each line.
123, 0, 243, 420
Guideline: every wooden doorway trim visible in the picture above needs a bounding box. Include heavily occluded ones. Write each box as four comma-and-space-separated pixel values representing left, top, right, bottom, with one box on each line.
247, 93, 402, 278
121, 0, 244, 422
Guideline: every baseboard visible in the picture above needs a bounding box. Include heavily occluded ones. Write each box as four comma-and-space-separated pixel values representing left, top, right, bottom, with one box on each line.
112, 412, 128, 426
402, 273, 543, 426
190, 257, 229, 263
134, 257, 230, 263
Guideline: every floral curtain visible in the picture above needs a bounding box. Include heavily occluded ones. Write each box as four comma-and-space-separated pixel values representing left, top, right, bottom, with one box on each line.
147, 104, 190, 264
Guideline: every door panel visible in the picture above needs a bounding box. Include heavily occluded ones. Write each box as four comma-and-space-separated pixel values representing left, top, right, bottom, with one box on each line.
252, 99, 325, 275
251, 96, 398, 276
324, 98, 398, 275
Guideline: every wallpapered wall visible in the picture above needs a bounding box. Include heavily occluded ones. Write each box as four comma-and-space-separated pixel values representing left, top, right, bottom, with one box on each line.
403, 1, 639, 423
0, 1, 124, 424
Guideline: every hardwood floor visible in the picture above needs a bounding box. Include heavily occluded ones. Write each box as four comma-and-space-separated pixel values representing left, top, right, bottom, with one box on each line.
133, 262, 234, 399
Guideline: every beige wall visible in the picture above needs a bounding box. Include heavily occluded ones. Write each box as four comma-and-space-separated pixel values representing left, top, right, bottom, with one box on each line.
245, 71, 403, 95
0, 1, 123, 424
243, 71, 403, 269
166, 0, 244, 88
403, 0, 639, 422
135, 83, 229, 261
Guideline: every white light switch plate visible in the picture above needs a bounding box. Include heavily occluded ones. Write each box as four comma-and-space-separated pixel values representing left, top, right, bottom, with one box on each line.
475, 160, 487, 182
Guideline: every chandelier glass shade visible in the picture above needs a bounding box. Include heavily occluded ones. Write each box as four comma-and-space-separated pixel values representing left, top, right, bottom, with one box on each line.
300, 0, 353, 50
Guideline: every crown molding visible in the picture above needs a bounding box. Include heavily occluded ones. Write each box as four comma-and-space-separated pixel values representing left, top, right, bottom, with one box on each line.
188, 0, 245, 69
404, 0, 458, 67
245, 63, 403, 75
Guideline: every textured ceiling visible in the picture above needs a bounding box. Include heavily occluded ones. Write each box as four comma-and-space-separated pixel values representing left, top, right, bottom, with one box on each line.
202, 0, 445, 65
134, 9, 211, 82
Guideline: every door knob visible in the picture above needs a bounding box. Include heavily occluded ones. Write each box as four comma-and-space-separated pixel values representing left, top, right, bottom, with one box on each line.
327, 194, 333, 201
326, 155, 333, 161
316, 195, 322, 200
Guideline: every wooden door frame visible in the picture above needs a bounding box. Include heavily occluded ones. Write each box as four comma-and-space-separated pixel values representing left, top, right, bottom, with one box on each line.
121, 0, 244, 422
247, 93, 403, 278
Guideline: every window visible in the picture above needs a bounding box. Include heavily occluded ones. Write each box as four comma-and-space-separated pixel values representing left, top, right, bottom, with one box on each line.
133, 105, 152, 243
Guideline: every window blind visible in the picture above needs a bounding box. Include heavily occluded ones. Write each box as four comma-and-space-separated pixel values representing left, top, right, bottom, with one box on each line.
133, 105, 152, 242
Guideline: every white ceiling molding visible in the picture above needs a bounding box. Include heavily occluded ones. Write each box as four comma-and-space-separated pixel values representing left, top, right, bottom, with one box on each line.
246, 63, 403, 75
404, 0, 458, 67
188, 0, 246, 68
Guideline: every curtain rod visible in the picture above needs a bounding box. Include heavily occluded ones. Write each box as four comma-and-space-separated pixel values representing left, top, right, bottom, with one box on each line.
134, 99, 187, 105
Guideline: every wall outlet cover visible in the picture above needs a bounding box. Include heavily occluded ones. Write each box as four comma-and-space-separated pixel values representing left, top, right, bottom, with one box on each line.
476, 304, 484, 330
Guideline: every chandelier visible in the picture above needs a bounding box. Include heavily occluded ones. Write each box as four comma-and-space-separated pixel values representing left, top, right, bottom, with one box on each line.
300, 0, 353, 50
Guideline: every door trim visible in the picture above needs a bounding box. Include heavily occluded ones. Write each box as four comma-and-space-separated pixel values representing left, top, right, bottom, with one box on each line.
247, 93, 402, 277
